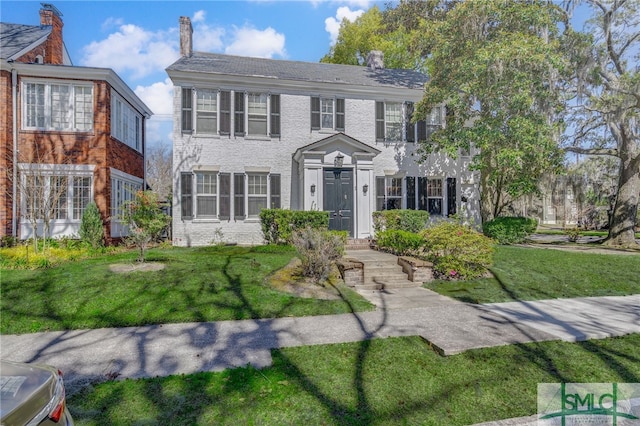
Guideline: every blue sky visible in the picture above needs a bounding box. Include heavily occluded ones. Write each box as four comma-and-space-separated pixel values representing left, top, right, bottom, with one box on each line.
2, 0, 379, 146
1, 1, 591, 148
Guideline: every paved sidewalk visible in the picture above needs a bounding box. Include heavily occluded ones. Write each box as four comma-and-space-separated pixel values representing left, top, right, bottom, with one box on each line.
2, 290, 638, 391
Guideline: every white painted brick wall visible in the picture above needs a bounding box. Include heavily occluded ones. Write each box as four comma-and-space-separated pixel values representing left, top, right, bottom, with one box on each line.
172, 87, 478, 246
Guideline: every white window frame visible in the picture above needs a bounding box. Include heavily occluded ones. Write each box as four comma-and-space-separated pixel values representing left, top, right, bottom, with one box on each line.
195, 89, 218, 135
376, 176, 403, 210
427, 178, 443, 215
247, 93, 268, 136
18, 164, 94, 223
110, 169, 143, 237
247, 173, 268, 218
195, 172, 218, 218
385, 102, 403, 142
22, 79, 94, 132
112, 91, 142, 152
320, 98, 334, 129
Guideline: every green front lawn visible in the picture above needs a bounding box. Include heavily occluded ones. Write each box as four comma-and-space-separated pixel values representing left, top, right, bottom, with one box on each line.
425, 245, 640, 303
68, 334, 640, 425
1, 245, 373, 335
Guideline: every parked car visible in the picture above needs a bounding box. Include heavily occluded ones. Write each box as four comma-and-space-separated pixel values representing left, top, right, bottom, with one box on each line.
0, 360, 74, 425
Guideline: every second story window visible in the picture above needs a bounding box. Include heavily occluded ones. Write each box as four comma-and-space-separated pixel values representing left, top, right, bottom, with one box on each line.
248, 93, 268, 136
196, 89, 217, 135
112, 93, 142, 152
311, 97, 345, 132
23, 80, 94, 132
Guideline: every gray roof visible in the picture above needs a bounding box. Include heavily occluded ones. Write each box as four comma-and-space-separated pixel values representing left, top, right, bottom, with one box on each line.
167, 52, 428, 90
0, 22, 51, 60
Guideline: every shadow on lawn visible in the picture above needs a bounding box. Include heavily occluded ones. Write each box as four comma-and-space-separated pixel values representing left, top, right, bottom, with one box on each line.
10, 246, 639, 424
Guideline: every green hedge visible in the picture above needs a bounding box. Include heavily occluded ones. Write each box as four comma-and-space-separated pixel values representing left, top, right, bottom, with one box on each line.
375, 230, 424, 256
372, 210, 430, 233
260, 209, 330, 244
482, 216, 538, 245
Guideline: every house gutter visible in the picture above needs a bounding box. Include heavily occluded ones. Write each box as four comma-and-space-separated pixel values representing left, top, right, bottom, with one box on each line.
11, 67, 18, 237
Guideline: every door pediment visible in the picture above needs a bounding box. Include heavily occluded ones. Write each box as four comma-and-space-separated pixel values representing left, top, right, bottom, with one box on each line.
293, 133, 381, 163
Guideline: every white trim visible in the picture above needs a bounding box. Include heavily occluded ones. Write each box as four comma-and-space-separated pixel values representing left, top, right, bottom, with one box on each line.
110, 168, 143, 185
193, 165, 221, 172
244, 166, 271, 173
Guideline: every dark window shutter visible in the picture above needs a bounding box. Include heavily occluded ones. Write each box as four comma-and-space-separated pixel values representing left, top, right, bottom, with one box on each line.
270, 174, 281, 209
406, 176, 416, 210
219, 173, 230, 220
234, 92, 245, 136
376, 176, 385, 211
418, 177, 428, 211
336, 98, 345, 131
270, 94, 281, 137
405, 102, 415, 143
181, 88, 193, 134
219, 91, 231, 136
310, 97, 320, 130
417, 119, 427, 142
180, 172, 193, 219
234, 173, 245, 220
375, 101, 385, 142
447, 177, 457, 216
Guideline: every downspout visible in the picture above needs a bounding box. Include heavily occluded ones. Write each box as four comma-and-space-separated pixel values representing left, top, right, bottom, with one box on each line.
11, 68, 18, 237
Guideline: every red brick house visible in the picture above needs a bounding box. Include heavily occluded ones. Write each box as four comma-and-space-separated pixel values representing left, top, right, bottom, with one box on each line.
0, 4, 153, 243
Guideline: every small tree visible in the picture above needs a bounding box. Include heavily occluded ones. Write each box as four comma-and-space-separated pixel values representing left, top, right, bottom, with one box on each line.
79, 202, 104, 249
122, 191, 170, 262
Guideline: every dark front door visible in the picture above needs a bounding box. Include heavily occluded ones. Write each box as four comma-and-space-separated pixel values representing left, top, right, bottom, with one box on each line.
324, 168, 353, 235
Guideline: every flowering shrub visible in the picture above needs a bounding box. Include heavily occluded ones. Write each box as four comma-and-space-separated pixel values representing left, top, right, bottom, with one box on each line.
420, 222, 494, 280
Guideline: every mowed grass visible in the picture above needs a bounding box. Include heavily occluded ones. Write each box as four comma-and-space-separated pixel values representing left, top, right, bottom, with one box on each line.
68, 334, 640, 426
1, 245, 373, 334
425, 245, 640, 303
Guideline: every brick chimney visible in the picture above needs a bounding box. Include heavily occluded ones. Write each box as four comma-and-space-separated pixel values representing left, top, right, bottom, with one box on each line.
179, 16, 193, 57
366, 50, 384, 70
40, 3, 64, 64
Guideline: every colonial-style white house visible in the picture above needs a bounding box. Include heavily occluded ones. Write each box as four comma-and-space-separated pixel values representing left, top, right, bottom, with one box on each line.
167, 17, 480, 246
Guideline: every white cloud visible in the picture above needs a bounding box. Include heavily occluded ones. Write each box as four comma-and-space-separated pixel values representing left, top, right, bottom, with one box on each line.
193, 23, 225, 52
134, 78, 174, 119
192, 10, 206, 23
80, 24, 179, 80
225, 26, 286, 58
325, 6, 365, 44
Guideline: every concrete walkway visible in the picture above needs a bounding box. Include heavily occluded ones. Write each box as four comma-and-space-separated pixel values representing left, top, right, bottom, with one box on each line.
2, 289, 638, 387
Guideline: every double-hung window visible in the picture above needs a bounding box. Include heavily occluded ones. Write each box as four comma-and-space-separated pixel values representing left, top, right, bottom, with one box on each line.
311, 97, 345, 131
375, 101, 403, 142
247, 174, 268, 217
248, 93, 268, 136
112, 93, 142, 151
426, 106, 443, 140
180, 171, 280, 220
196, 89, 217, 135
23, 80, 94, 131
427, 178, 443, 215
376, 177, 403, 210
196, 172, 217, 217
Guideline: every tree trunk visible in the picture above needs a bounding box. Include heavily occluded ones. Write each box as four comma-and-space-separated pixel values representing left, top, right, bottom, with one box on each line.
603, 147, 639, 248
480, 168, 495, 224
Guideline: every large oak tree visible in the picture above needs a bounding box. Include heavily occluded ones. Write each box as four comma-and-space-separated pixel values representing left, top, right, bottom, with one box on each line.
564, 0, 639, 247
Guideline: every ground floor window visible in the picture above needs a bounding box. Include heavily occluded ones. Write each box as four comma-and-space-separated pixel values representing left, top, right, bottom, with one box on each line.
179, 171, 280, 221
377, 176, 453, 216
111, 171, 143, 237
376, 177, 403, 210
20, 167, 93, 223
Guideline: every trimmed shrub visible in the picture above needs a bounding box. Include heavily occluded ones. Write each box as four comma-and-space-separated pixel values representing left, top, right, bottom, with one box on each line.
291, 227, 346, 283
482, 216, 538, 244
375, 230, 424, 256
79, 202, 104, 249
260, 209, 329, 244
421, 222, 494, 280
373, 210, 430, 233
